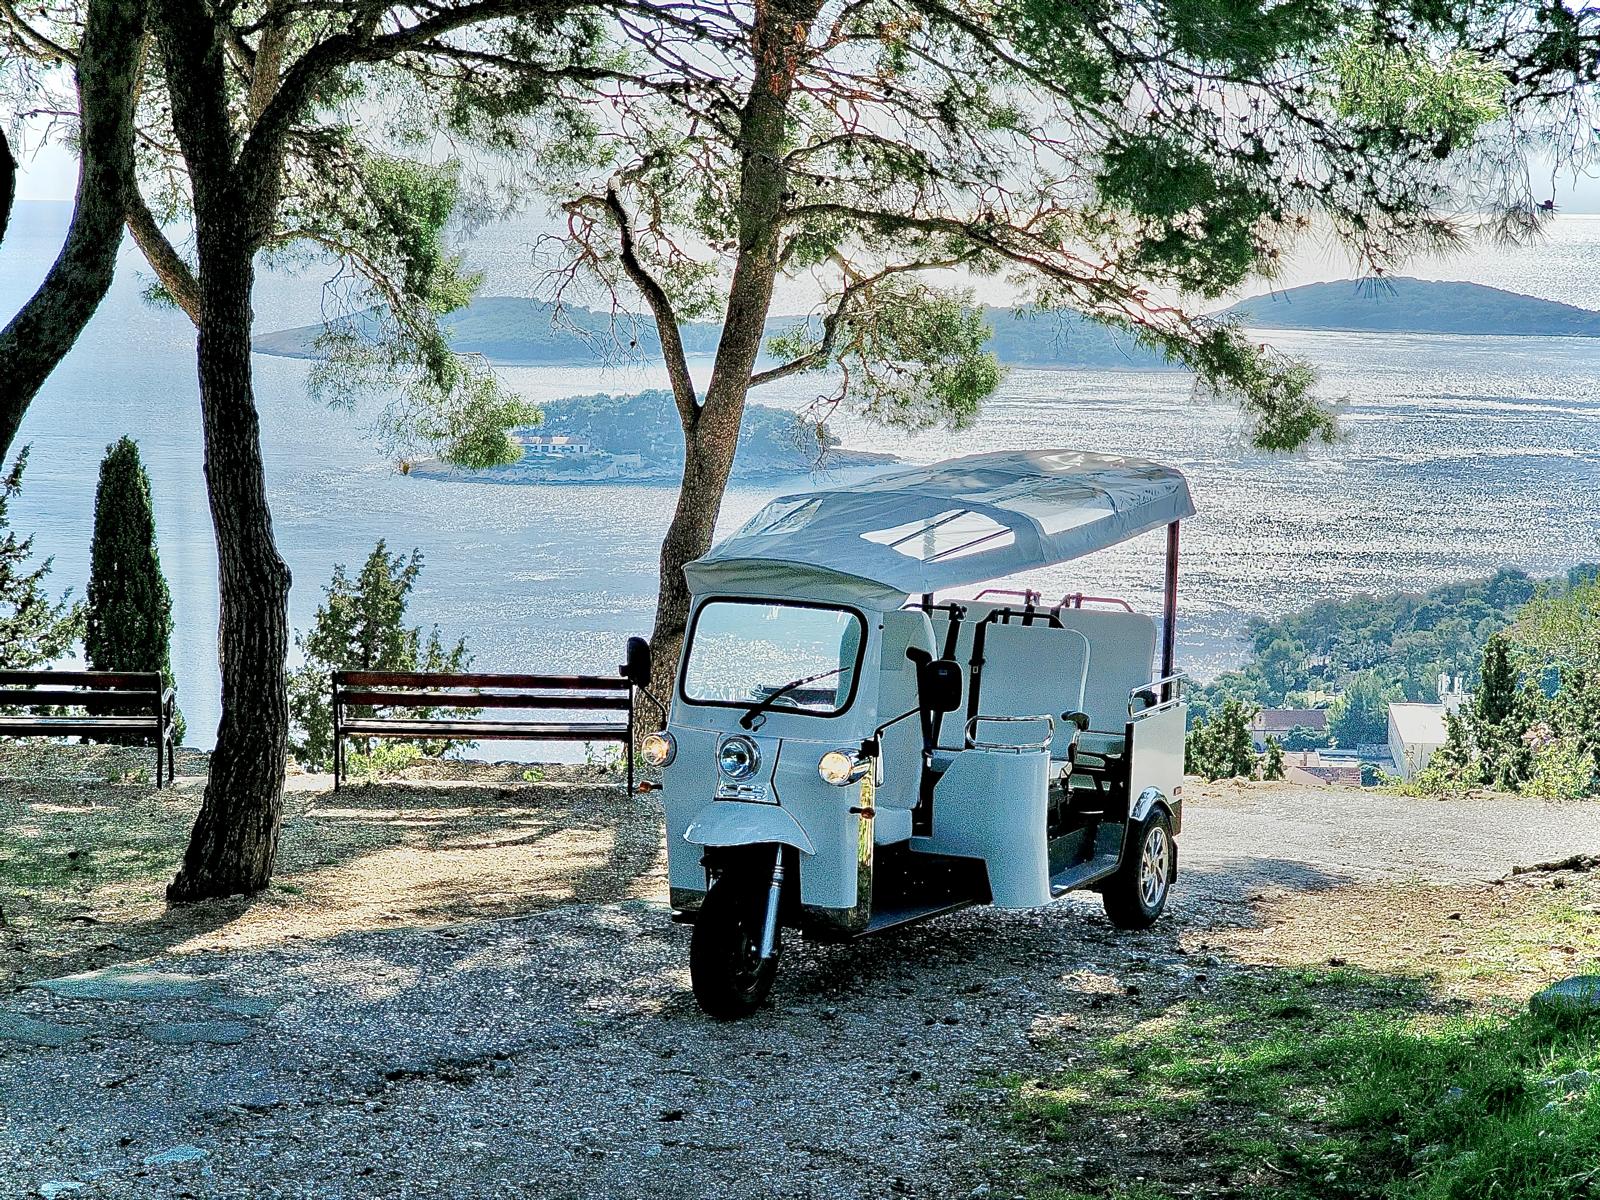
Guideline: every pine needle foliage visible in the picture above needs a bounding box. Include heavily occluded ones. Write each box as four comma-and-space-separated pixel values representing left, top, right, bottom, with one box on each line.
286, 541, 472, 772
0, 448, 83, 670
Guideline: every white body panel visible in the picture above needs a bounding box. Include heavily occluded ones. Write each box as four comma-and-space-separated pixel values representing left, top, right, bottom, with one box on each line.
661, 602, 884, 913
912, 747, 1052, 907
1128, 702, 1187, 829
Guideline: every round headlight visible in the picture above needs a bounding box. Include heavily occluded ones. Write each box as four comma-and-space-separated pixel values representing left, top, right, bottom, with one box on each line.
718, 735, 761, 781
818, 749, 858, 786
641, 731, 676, 767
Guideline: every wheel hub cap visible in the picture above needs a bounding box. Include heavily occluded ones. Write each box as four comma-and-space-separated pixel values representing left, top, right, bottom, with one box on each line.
1139, 826, 1170, 908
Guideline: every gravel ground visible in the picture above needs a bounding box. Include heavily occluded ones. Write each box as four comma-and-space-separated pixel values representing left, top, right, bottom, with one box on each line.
4, 767, 1600, 1200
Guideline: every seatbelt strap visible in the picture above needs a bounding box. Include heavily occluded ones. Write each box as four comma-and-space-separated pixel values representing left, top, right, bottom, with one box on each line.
941, 604, 965, 660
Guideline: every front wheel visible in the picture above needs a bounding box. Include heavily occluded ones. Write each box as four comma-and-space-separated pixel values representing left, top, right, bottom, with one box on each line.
690, 867, 780, 1019
1102, 809, 1175, 930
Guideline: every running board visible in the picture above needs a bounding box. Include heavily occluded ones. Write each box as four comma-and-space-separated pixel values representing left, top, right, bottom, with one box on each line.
1050, 854, 1119, 897
856, 897, 976, 936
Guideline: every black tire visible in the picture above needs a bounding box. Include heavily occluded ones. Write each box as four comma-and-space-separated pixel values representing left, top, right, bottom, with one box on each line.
1102, 809, 1175, 930
690, 866, 780, 1019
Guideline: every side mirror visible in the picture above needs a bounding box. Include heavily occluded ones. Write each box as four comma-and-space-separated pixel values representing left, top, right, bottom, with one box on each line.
920, 657, 963, 715
623, 636, 652, 689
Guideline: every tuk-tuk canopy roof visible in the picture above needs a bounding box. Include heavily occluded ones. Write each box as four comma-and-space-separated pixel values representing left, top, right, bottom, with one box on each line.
685, 449, 1195, 607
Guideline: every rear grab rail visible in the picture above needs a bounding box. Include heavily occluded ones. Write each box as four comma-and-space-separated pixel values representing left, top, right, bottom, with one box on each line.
965, 713, 1055, 753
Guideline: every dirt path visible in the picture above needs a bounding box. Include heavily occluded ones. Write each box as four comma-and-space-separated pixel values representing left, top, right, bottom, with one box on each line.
1179, 777, 1600, 898
4, 761, 1598, 1200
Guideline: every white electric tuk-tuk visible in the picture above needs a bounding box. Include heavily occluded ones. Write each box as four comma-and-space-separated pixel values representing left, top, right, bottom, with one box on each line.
640, 449, 1193, 1017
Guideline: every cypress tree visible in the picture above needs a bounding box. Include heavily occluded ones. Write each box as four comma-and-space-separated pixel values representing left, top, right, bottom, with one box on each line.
86, 437, 181, 740
1476, 633, 1518, 727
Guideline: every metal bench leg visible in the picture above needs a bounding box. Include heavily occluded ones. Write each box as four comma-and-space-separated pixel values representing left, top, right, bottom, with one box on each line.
625, 695, 635, 797
155, 732, 163, 790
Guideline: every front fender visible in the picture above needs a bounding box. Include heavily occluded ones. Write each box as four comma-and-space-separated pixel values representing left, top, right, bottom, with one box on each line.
684, 801, 816, 855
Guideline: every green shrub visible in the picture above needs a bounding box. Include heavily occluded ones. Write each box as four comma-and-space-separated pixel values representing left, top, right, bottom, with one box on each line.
342, 742, 425, 780
1522, 733, 1598, 801
1260, 735, 1285, 781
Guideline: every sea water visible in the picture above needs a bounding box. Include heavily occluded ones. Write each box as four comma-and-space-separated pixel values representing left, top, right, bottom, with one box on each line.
3, 201, 1599, 749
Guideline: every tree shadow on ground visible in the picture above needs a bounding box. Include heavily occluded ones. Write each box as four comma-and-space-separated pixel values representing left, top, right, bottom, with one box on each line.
0, 767, 662, 987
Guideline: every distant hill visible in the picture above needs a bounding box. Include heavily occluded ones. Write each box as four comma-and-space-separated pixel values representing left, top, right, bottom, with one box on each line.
1223, 277, 1600, 336
252, 296, 1178, 370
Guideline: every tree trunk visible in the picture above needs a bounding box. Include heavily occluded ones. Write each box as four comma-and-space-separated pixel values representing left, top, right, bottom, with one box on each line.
0, 0, 144, 463
646, 0, 820, 684
1, 129, 14, 248
167, 236, 292, 901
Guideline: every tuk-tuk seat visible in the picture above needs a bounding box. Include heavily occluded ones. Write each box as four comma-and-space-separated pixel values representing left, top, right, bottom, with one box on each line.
930, 619, 1090, 761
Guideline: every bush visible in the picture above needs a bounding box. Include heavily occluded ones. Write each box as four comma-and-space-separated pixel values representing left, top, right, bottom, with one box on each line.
1523, 733, 1599, 801
85, 437, 183, 741
286, 541, 472, 771
0, 448, 82, 669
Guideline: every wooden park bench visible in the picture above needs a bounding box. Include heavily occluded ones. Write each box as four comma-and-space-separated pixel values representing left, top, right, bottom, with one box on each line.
331, 668, 642, 793
0, 670, 178, 786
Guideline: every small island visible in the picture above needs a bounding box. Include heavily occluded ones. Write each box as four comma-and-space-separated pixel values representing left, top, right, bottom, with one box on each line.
405, 389, 899, 484
1223, 277, 1600, 336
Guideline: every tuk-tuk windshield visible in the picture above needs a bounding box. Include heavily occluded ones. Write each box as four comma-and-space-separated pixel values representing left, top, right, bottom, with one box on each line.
682, 600, 865, 715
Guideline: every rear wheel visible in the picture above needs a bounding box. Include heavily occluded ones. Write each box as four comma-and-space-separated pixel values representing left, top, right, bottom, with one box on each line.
690, 865, 780, 1019
1102, 809, 1174, 930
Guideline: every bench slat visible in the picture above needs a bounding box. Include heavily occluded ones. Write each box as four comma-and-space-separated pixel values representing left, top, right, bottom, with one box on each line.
0, 689, 164, 709
336, 689, 630, 711
335, 671, 628, 691
0, 670, 161, 689
338, 719, 629, 740
0, 716, 164, 732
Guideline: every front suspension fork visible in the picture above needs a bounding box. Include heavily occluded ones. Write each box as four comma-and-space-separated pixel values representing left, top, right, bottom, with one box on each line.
759, 844, 785, 961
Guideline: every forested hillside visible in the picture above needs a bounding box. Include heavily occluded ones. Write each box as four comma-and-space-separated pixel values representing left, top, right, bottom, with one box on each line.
1191, 564, 1600, 719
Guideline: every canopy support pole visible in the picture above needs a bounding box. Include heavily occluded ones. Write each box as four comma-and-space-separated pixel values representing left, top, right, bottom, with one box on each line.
1161, 521, 1180, 700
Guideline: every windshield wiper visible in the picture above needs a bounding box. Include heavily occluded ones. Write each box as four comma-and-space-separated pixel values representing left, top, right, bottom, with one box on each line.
739, 666, 848, 730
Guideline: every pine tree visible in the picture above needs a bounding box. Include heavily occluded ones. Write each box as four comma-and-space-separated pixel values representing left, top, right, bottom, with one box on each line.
0, 447, 83, 669
286, 541, 472, 771
85, 437, 181, 739
1261, 736, 1286, 781
1185, 699, 1259, 782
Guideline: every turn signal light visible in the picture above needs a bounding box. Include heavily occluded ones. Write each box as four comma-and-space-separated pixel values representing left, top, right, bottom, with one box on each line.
641, 731, 676, 767
818, 749, 862, 786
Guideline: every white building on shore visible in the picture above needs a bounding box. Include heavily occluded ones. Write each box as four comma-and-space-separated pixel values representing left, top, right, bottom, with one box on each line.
1387, 673, 1472, 779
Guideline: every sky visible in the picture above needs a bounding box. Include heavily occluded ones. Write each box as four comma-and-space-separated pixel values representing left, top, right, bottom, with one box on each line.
15, 129, 1600, 211
12, 122, 1600, 315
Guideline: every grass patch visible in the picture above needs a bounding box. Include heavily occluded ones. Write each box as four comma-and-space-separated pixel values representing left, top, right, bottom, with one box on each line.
0, 824, 176, 890
1010, 964, 1600, 1199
